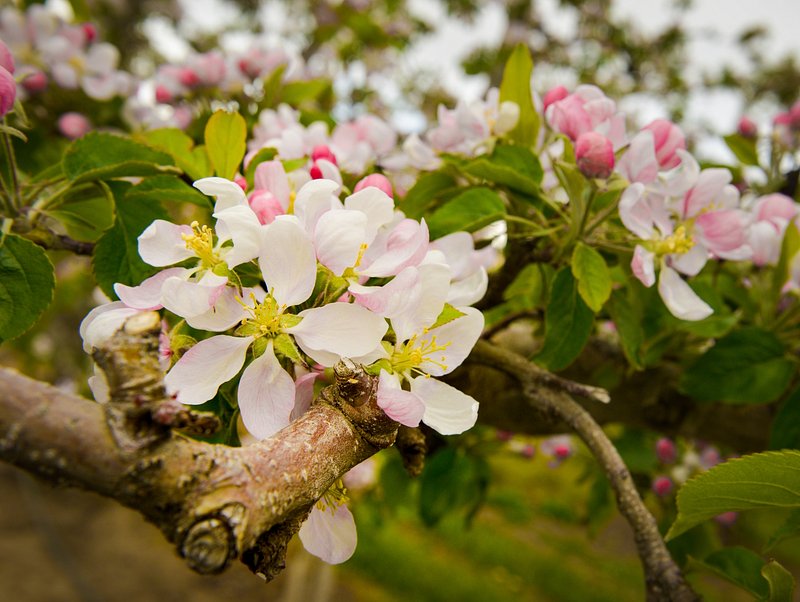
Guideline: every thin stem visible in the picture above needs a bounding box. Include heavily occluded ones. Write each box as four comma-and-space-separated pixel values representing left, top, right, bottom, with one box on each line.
1, 121, 21, 210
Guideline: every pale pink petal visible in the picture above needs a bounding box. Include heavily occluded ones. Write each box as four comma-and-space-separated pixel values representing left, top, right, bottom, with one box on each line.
237, 342, 295, 440
631, 245, 656, 287
161, 276, 226, 319
749, 221, 782, 266
79, 302, 140, 353
344, 187, 395, 243
411, 376, 479, 435
376, 370, 424, 427
291, 371, 319, 421
657, 266, 713, 321
185, 285, 251, 332
298, 503, 357, 565
417, 306, 484, 376
390, 262, 451, 343
194, 177, 248, 213
164, 335, 253, 405
349, 267, 421, 318
254, 160, 291, 210
138, 220, 194, 267
260, 217, 317, 307
618, 184, 654, 240
314, 209, 368, 276
113, 268, 186, 310
681, 169, 733, 219
88, 365, 110, 404
447, 267, 488, 307
360, 218, 430, 277
289, 303, 388, 363
429, 232, 474, 279
695, 210, 749, 255
617, 131, 658, 184
670, 245, 708, 277
662, 150, 700, 197
293, 179, 341, 234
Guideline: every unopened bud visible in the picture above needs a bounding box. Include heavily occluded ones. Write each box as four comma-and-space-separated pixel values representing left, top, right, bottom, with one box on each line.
0, 40, 14, 74
309, 163, 324, 179
311, 144, 337, 166
155, 85, 173, 104
655, 437, 677, 464
21, 70, 47, 93
58, 112, 92, 139
575, 131, 614, 179
234, 175, 247, 191
642, 119, 685, 169
354, 173, 393, 198
737, 116, 758, 139
652, 476, 673, 497
542, 85, 568, 111
179, 67, 200, 87
0, 66, 16, 117
82, 23, 98, 43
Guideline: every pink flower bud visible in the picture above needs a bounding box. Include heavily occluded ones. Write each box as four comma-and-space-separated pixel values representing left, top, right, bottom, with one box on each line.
575, 131, 614, 178
655, 437, 677, 464
553, 443, 572, 460
755, 193, 798, 223
790, 101, 800, 130
178, 67, 200, 87
652, 476, 673, 497
0, 40, 14, 74
496, 430, 513, 442
642, 119, 686, 169
234, 176, 247, 191
309, 163, 324, 179
773, 112, 791, 127
542, 85, 568, 111
21, 70, 47, 93
248, 190, 284, 225
714, 511, 738, 526
155, 85, 173, 104
737, 116, 758, 139
57, 112, 92, 139
82, 23, 98, 43
520, 444, 535, 459
354, 173, 393, 198
311, 144, 337, 166
0, 66, 16, 117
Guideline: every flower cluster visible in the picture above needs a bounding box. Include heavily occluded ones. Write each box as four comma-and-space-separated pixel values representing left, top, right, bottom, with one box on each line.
81, 168, 488, 562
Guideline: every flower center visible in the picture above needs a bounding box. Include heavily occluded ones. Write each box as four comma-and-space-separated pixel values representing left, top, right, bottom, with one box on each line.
181, 221, 223, 270
653, 224, 693, 256
315, 479, 349, 514
390, 334, 450, 375
239, 294, 284, 338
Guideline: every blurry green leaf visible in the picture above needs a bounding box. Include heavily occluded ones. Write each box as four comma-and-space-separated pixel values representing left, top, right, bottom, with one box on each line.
0, 234, 55, 342
498, 44, 538, 146
204, 110, 247, 180
571, 242, 611, 312
426, 187, 506, 239
401, 171, 459, 220
93, 182, 168, 299
125, 176, 210, 208
503, 263, 546, 309
138, 128, 210, 180
769, 386, 800, 450
46, 181, 114, 242
688, 547, 768, 598
462, 145, 543, 195
281, 79, 331, 105
419, 447, 489, 527
764, 508, 800, 552
553, 160, 586, 206
680, 327, 794, 404
261, 65, 287, 108
63, 132, 178, 183
762, 560, 796, 602
774, 221, 800, 298
606, 290, 644, 369
724, 133, 759, 167
244, 147, 278, 189
66, 0, 90, 20
666, 450, 800, 540
536, 267, 594, 371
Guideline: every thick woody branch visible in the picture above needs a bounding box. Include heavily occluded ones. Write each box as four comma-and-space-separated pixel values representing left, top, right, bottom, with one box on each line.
468, 340, 698, 602
0, 322, 397, 580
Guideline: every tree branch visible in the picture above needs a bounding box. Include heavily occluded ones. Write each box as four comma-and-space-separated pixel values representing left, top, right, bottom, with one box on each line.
0, 317, 397, 581
468, 340, 699, 602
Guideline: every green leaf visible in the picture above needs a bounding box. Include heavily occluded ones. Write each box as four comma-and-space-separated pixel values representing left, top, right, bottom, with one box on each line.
774, 221, 800, 298
281, 79, 331, 105
274, 333, 303, 364
0, 234, 55, 342
724, 133, 759, 167
536, 267, 594, 371
688, 547, 768, 598
138, 128, 211, 180
553, 159, 586, 206
426, 187, 506, 239
498, 44, 538, 146
401, 171, 459, 220
765, 508, 800, 552
66, 0, 91, 20
92, 183, 169, 299
680, 327, 794, 404
503, 263, 547, 309
63, 132, 178, 183
762, 560, 796, 602
666, 450, 800, 540
204, 110, 247, 180
429, 304, 466, 330
125, 176, 211, 208
606, 289, 643, 369
462, 145, 543, 195
46, 181, 115, 242
571, 242, 611, 312
769, 386, 800, 450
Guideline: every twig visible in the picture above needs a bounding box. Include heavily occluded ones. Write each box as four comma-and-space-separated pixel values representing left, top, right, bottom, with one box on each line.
468, 340, 698, 602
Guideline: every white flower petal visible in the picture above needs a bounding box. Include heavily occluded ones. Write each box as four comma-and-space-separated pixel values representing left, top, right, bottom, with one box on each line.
377, 370, 424, 427
344, 187, 395, 243
194, 177, 248, 213
164, 335, 252, 405
657, 266, 713, 321
260, 217, 317, 307
161, 277, 224, 319
314, 209, 367, 276
418, 306, 484, 376
79, 302, 140, 353
237, 342, 295, 440
113, 268, 186, 310
447, 267, 488, 307
214, 205, 265, 268
138, 220, 194, 267
411, 376, 479, 435
293, 179, 341, 234
185, 286, 251, 332
289, 303, 388, 361
390, 262, 451, 342
298, 503, 357, 565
